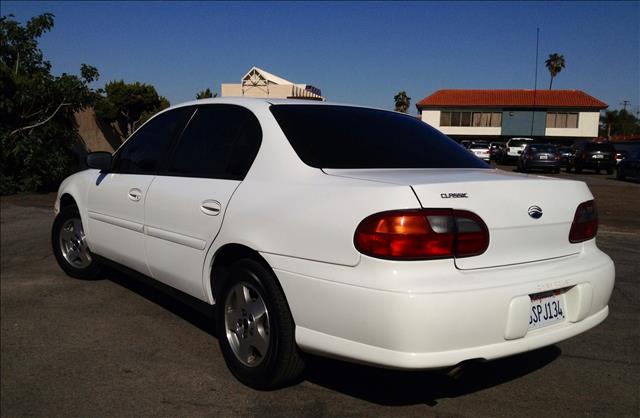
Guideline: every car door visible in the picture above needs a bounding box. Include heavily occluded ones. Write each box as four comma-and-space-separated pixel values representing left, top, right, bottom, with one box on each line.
86, 107, 195, 275
144, 104, 262, 299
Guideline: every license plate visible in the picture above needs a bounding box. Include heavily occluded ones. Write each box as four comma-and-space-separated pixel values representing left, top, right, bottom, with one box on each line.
593, 154, 604, 159
539, 155, 548, 160
529, 291, 565, 330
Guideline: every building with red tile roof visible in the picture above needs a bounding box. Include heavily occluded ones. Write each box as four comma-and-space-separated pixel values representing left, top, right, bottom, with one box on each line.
416, 89, 607, 143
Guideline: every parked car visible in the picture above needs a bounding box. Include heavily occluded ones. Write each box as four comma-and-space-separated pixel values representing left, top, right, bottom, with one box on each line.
500, 137, 534, 164
566, 142, 616, 174
616, 150, 640, 182
468, 142, 491, 162
557, 146, 573, 168
51, 99, 614, 389
517, 144, 561, 173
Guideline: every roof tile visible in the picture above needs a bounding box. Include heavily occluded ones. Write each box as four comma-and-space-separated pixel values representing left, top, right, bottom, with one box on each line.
416, 89, 607, 109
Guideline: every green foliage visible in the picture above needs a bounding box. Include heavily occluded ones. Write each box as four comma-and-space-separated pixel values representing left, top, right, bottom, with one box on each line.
0, 13, 98, 194
95, 80, 169, 139
394, 91, 411, 113
545, 53, 566, 90
599, 109, 640, 138
196, 88, 216, 99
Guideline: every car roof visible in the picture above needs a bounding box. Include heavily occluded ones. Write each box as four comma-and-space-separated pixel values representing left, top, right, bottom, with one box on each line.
167, 97, 401, 115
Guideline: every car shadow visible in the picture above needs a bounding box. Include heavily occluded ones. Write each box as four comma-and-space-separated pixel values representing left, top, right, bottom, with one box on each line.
303, 346, 561, 406
100, 266, 561, 405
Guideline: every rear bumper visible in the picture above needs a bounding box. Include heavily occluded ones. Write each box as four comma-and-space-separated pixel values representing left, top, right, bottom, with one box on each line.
576, 160, 615, 170
524, 160, 561, 170
264, 241, 615, 369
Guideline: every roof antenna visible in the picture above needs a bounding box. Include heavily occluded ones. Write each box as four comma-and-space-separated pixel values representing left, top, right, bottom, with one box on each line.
530, 27, 540, 137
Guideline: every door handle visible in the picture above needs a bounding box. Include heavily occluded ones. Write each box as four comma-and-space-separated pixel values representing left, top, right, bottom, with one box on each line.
200, 200, 221, 216
128, 188, 142, 202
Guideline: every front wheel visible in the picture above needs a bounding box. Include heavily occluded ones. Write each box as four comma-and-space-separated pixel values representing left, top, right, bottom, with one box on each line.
216, 259, 305, 389
51, 205, 101, 279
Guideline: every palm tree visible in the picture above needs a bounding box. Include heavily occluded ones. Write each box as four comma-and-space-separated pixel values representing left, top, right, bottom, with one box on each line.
394, 91, 411, 113
600, 110, 617, 139
545, 53, 566, 89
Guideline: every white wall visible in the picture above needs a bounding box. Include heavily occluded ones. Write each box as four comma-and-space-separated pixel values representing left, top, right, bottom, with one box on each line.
420, 110, 501, 136
545, 111, 600, 137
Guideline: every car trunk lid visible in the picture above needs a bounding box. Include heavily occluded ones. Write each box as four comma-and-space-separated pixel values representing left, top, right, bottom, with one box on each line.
324, 168, 592, 269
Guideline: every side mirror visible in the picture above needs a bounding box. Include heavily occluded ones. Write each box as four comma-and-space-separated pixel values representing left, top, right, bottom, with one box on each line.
86, 151, 113, 171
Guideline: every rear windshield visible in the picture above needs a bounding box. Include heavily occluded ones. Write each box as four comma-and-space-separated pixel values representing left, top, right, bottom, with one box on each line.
529, 145, 557, 153
469, 144, 489, 149
508, 139, 531, 147
585, 143, 615, 151
270, 105, 488, 169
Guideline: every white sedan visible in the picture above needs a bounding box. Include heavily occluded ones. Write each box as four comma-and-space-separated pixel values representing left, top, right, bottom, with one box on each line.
52, 98, 615, 389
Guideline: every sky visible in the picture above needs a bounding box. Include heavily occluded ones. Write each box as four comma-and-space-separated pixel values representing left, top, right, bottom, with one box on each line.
2, 1, 639, 114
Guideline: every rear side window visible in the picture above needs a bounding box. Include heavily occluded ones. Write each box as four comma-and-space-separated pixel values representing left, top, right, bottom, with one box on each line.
167, 105, 262, 179
114, 107, 194, 174
270, 105, 488, 169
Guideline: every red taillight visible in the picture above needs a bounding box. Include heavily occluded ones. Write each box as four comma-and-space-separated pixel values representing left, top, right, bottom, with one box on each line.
569, 200, 598, 243
354, 209, 489, 260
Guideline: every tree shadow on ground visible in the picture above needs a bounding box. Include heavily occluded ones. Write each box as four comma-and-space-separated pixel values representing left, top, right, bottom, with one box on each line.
102, 266, 561, 406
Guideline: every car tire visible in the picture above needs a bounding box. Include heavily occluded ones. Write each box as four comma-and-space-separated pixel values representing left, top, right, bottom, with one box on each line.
51, 205, 101, 279
575, 166, 582, 173
617, 167, 625, 180
216, 258, 305, 389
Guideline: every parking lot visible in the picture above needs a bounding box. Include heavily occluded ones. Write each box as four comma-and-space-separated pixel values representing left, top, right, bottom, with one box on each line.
1, 167, 638, 417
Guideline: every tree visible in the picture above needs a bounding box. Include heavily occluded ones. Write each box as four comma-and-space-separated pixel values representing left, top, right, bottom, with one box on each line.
94, 81, 169, 139
545, 53, 566, 90
196, 88, 216, 99
599, 109, 640, 138
394, 91, 411, 113
1, 13, 98, 194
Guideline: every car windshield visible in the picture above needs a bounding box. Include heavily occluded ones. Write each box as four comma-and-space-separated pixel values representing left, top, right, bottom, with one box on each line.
270, 105, 489, 169
529, 145, 557, 153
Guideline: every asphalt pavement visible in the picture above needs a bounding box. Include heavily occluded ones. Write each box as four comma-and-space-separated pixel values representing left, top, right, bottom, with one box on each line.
1, 169, 638, 417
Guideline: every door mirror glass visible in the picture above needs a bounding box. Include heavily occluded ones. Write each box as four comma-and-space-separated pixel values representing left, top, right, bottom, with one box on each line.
86, 152, 113, 171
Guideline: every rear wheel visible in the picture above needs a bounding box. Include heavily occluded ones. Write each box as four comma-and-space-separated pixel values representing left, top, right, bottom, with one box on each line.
216, 259, 305, 389
51, 205, 101, 279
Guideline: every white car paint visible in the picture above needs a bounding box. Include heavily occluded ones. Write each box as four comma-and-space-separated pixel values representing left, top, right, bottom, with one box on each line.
505, 137, 534, 158
55, 98, 614, 370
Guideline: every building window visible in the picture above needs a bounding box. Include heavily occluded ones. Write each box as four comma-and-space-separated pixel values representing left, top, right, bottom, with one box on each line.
441, 111, 501, 127
546, 112, 579, 128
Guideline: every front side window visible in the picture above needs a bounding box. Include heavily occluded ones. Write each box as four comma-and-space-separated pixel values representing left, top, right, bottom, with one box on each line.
113, 107, 194, 174
167, 105, 262, 179
270, 105, 488, 169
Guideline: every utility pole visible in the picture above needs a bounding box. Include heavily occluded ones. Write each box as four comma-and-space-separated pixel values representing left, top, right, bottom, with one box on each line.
620, 100, 630, 111
530, 28, 540, 137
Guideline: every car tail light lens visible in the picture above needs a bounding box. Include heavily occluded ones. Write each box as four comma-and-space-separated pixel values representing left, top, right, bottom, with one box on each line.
569, 200, 598, 243
354, 209, 489, 260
